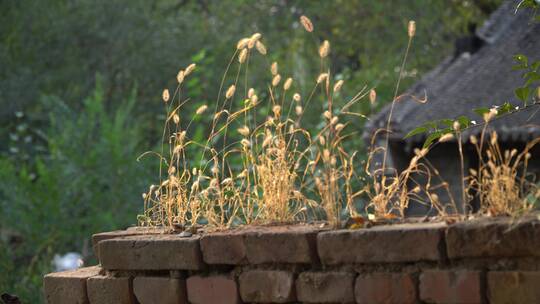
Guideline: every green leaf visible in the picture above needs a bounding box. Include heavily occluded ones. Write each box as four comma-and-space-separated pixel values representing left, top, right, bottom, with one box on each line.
440, 119, 454, 127
515, 87, 530, 102
423, 131, 443, 149
531, 61, 540, 72
473, 107, 490, 116
497, 102, 514, 116
514, 54, 528, 66
404, 126, 428, 139
457, 115, 471, 128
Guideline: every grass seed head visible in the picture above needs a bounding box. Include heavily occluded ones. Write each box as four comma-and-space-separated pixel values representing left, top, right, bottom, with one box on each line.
333, 80, 344, 93
256, 41, 267, 55
238, 48, 248, 63
295, 105, 303, 116
248, 88, 255, 98
237, 37, 250, 50
185, 63, 196, 76
408, 20, 416, 38
272, 74, 281, 87
271, 62, 278, 76
317, 73, 328, 84
300, 15, 314, 32
319, 40, 330, 58
162, 89, 170, 103
283, 78, 293, 90
226, 84, 236, 99
293, 93, 301, 102
177, 70, 185, 84
369, 89, 377, 105
196, 105, 208, 115
438, 133, 454, 143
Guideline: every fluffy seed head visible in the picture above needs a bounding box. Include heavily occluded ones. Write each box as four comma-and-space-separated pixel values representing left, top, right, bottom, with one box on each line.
250, 94, 258, 104
408, 20, 416, 38
453, 121, 460, 131
293, 93, 301, 102
248, 33, 261, 49
470, 135, 478, 144
300, 15, 314, 32
330, 116, 339, 125
255, 41, 267, 55
272, 105, 281, 117
319, 40, 330, 58
272, 74, 281, 87
271, 62, 278, 76
196, 105, 208, 115
283, 78, 293, 90
238, 126, 250, 137
369, 89, 377, 105
226, 85, 236, 99
295, 105, 303, 116
173, 114, 180, 124
317, 73, 328, 84
241, 139, 251, 148
333, 80, 344, 93
248, 88, 255, 98
438, 133, 454, 143
185, 63, 196, 76
238, 48, 248, 63
483, 108, 497, 122
319, 136, 326, 146
335, 123, 345, 132
162, 89, 170, 103
177, 70, 185, 84
323, 110, 332, 120
236, 38, 250, 50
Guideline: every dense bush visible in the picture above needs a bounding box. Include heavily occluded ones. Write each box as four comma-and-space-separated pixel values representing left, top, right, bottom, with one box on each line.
0, 81, 154, 301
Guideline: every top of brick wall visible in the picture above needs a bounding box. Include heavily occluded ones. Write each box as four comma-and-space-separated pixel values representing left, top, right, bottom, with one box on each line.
94, 215, 540, 270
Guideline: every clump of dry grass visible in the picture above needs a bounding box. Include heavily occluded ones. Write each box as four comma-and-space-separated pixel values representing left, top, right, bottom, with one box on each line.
468, 130, 539, 216
138, 14, 461, 231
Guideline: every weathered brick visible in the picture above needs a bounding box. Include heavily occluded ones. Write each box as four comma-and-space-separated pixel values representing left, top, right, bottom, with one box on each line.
420, 270, 481, 304
187, 275, 241, 304
92, 228, 163, 261
355, 273, 416, 304
87, 276, 134, 304
318, 222, 446, 265
446, 216, 540, 259
488, 271, 540, 304
43, 266, 101, 304
133, 276, 187, 304
239, 270, 295, 303
200, 231, 246, 265
99, 234, 204, 270
244, 226, 319, 264
296, 271, 355, 303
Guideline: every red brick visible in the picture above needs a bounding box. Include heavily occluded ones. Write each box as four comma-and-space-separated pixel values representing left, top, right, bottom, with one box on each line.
133, 276, 187, 304
296, 271, 355, 303
187, 275, 241, 304
318, 222, 446, 265
43, 266, 101, 304
355, 273, 416, 304
99, 234, 204, 270
86, 276, 134, 304
420, 270, 481, 304
239, 270, 295, 303
488, 271, 540, 304
92, 228, 164, 261
200, 231, 246, 265
244, 225, 319, 264
446, 216, 540, 259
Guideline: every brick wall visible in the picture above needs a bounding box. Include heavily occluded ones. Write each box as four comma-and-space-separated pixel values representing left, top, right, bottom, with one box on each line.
44, 216, 540, 304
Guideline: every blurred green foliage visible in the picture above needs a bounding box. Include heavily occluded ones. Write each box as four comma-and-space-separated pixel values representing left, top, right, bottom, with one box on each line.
0, 0, 499, 302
